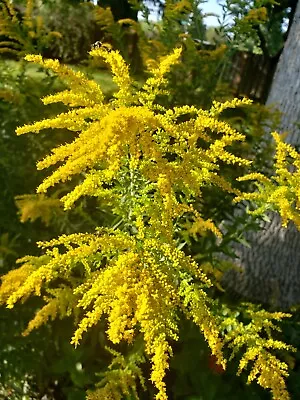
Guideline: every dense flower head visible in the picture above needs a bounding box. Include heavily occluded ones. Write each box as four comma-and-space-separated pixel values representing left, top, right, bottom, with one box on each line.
86, 347, 146, 400
221, 305, 295, 400
0, 44, 296, 399
235, 132, 300, 228
1, 228, 222, 399
16, 46, 253, 243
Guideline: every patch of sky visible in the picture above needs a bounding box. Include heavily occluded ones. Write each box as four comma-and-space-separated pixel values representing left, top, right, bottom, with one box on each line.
201, 0, 224, 27
139, 1, 224, 26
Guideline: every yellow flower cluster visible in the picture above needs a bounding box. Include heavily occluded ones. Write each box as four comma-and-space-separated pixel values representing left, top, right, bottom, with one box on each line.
23, 54, 105, 106
164, 0, 192, 21
15, 194, 62, 225
0, 263, 35, 304
244, 7, 268, 24
0, 44, 296, 399
15, 46, 252, 244
71, 235, 223, 399
22, 287, 76, 336
235, 132, 300, 228
139, 48, 182, 108
90, 44, 133, 106
1, 228, 223, 400
221, 306, 295, 400
86, 348, 145, 400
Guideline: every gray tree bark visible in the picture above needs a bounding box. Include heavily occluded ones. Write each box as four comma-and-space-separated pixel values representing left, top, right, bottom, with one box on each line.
267, 0, 300, 144
223, 0, 300, 309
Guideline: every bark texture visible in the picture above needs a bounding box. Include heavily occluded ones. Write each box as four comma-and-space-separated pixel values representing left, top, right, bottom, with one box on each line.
223, 0, 300, 309
267, 0, 300, 144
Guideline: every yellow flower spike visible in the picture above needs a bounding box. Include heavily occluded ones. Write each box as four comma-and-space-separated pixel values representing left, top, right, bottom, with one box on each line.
90, 44, 133, 106
139, 47, 182, 107
16, 106, 105, 135
22, 298, 59, 336
209, 97, 253, 117
0, 263, 35, 305
223, 307, 295, 400
24, 54, 104, 104
6, 264, 54, 308
61, 169, 114, 210
22, 287, 77, 336
237, 132, 300, 228
42, 90, 96, 108
189, 215, 222, 238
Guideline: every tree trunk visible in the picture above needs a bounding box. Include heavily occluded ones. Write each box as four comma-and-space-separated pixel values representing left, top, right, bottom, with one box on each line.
223, 0, 300, 309
267, 1, 300, 143
97, 0, 139, 21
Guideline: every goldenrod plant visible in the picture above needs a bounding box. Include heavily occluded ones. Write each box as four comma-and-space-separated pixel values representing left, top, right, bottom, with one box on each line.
221, 305, 295, 400
0, 45, 298, 399
235, 132, 300, 229
0, 0, 61, 57
93, 0, 225, 105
